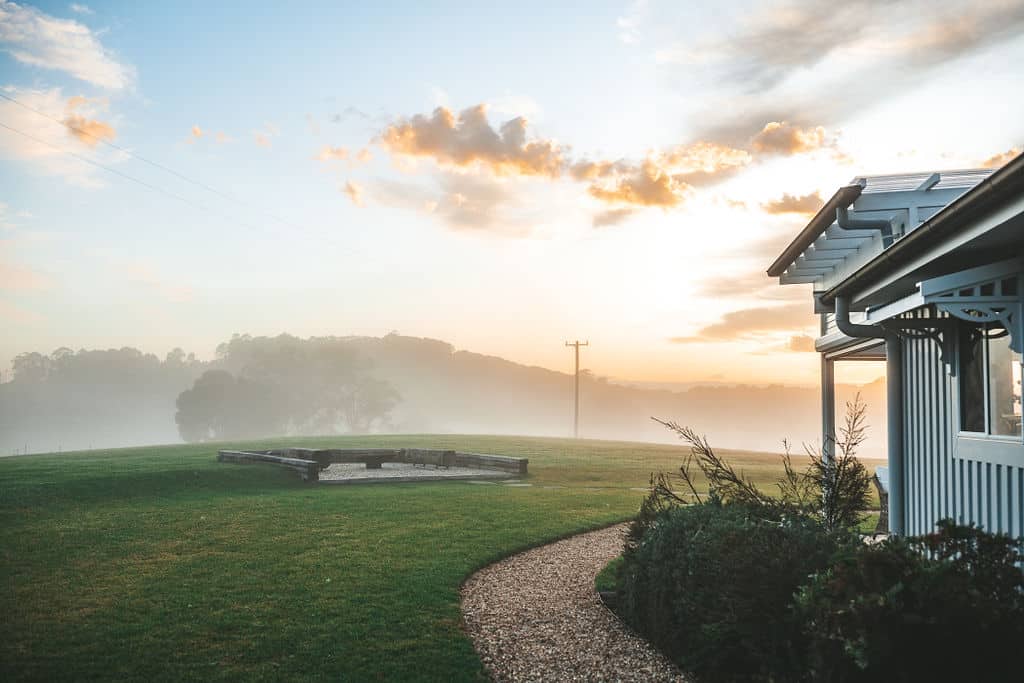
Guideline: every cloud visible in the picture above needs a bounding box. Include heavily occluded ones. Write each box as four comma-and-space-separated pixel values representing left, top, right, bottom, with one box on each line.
254, 123, 278, 148
699, 270, 777, 298
762, 191, 824, 215
343, 181, 364, 207
750, 122, 830, 156
355, 147, 372, 163
317, 145, 349, 161
379, 104, 565, 178
670, 302, 814, 343
69, 4, 93, 14
371, 102, 818, 219
574, 141, 751, 208
0, 1, 134, 90
676, 1, 1024, 92
661, 0, 1024, 143
981, 146, 1022, 169
587, 158, 690, 208
593, 208, 635, 227
60, 95, 115, 147
787, 334, 816, 352
430, 174, 522, 232
363, 174, 534, 236
0, 87, 119, 185
188, 126, 231, 145
331, 106, 370, 123
617, 0, 647, 44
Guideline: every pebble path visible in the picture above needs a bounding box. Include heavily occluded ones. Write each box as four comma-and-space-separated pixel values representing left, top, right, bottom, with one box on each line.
460, 524, 687, 682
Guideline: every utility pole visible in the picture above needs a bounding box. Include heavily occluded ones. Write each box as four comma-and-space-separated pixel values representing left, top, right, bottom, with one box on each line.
564, 340, 589, 438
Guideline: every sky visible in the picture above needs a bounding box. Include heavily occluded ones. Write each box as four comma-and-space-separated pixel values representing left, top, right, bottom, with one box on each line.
1, 0, 1022, 387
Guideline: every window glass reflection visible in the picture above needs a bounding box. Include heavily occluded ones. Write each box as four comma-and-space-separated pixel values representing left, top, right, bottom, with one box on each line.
986, 329, 1022, 437
959, 327, 985, 432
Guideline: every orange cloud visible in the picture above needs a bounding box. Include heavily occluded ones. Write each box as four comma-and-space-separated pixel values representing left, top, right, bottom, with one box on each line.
750, 121, 829, 155
661, 141, 751, 181
317, 145, 349, 161
356, 148, 373, 163
762, 191, 824, 215
191, 125, 203, 138
787, 335, 816, 352
373, 104, 832, 217
981, 147, 1021, 169
569, 159, 622, 181
592, 208, 635, 227
379, 104, 565, 178
62, 96, 115, 147
254, 123, 278, 148
587, 158, 690, 208
670, 302, 813, 343
575, 141, 750, 207
343, 181, 364, 207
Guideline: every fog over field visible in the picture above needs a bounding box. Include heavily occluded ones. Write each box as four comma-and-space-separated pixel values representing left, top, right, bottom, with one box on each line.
0, 333, 885, 458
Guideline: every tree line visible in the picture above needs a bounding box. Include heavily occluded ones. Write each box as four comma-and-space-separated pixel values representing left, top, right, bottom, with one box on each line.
1, 333, 888, 456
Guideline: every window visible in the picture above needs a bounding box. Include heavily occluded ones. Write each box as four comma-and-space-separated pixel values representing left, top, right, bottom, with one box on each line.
959, 323, 1023, 437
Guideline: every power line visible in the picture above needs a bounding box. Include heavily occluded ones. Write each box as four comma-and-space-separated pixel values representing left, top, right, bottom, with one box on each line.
0, 90, 301, 232
0, 118, 361, 256
0, 120, 267, 233
565, 340, 589, 439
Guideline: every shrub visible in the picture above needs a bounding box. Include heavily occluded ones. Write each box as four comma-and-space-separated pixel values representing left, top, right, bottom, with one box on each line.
647, 392, 873, 538
618, 501, 851, 682
796, 519, 1024, 682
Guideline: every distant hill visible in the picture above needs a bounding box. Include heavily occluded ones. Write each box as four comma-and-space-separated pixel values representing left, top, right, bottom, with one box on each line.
0, 333, 887, 457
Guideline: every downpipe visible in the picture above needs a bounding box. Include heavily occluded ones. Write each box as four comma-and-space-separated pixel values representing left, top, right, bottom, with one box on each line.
832, 296, 904, 535
836, 206, 895, 246
834, 296, 884, 339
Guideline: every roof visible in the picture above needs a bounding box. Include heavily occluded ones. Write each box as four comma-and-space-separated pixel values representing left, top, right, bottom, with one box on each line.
856, 169, 993, 194
766, 167, 998, 286
820, 153, 1024, 306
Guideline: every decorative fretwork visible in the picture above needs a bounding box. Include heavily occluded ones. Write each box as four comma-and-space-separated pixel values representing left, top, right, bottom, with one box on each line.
880, 306, 956, 366
921, 260, 1023, 354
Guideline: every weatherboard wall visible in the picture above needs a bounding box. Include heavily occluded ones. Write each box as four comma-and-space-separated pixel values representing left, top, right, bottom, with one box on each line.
899, 330, 1024, 539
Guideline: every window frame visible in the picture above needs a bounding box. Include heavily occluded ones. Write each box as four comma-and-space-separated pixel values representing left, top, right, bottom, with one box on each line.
954, 320, 1024, 462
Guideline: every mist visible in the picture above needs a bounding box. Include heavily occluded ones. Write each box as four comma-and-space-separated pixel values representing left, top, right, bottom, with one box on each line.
0, 333, 886, 458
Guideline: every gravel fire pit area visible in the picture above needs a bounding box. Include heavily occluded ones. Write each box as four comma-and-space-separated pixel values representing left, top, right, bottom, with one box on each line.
217, 447, 527, 484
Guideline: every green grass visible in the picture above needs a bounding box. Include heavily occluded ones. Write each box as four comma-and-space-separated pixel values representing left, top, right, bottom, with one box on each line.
0, 434, 882, 681
595, 555, 624, 593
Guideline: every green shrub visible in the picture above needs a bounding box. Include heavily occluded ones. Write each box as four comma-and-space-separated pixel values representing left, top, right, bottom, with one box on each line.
618, 501, 851, 682
650, 392, 874, 537
796, 519, 1024, 682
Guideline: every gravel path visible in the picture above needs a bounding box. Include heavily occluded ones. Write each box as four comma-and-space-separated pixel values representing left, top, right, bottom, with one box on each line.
461, 524, 686, 682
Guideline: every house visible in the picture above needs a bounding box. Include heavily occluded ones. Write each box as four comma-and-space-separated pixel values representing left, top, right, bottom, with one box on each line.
768, 154, 1024, 537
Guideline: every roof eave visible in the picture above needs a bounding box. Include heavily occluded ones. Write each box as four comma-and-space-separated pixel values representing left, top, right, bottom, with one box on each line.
819, 153, 1024, 305
766, 184, 864, 278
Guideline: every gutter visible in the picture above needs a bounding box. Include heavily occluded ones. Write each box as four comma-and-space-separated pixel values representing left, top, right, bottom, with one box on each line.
766, 183, 864, 277
820, 153, 1024, 305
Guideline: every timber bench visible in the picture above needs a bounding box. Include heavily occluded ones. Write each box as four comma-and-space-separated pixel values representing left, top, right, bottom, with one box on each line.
217, 447, 527, 483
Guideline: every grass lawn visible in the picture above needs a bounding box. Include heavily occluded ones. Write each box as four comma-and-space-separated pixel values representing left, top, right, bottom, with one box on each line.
1, 434, 881, 681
